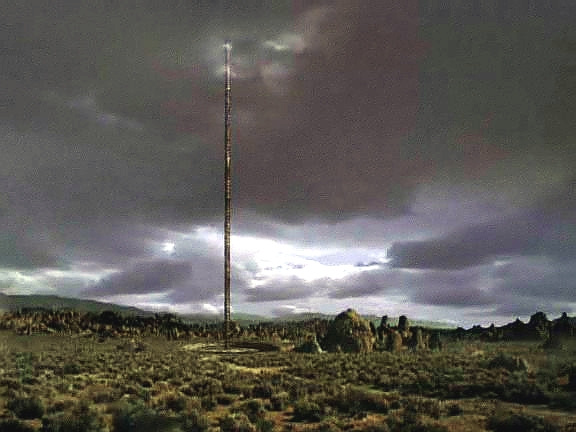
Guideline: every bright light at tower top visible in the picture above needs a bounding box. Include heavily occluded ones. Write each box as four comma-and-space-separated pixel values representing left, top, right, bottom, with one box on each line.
223, 41, 232, 50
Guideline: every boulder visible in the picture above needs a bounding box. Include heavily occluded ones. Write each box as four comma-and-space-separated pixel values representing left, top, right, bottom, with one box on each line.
386, 329, 403, 352
408, 327, 427, 351
552, 312, 574, 338
398, 315, 411, 340
429, 331, 443, 351
527, 311, 550, 339
322, 309, 375, 353
294, 336, 323, 354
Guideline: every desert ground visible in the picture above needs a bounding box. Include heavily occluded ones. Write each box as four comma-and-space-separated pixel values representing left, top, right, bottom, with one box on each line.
0, 326, 575, 432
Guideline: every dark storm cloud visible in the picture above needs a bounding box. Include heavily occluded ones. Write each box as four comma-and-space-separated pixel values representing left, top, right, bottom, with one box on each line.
2, 0, 574, 235
82, 259, 195, 297
388, 215, 543, 269
329, 269, 396, 299
80, 255, 247, 303
2, 0, 576, 321
408, 269, 496, 307
493, 257, 576, 302
389, 178, 576, 270
491, 298, 570, 319
328, 265, 495, 306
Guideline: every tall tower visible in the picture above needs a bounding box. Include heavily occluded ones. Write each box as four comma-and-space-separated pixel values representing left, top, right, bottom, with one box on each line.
223, 40, 232, 349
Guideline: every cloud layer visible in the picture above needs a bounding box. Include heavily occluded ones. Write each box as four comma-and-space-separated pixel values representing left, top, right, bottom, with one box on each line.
1, 0, 575, 325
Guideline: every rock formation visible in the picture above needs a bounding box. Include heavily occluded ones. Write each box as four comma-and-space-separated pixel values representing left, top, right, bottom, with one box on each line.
397, 315, 412, 344
408, 327, 427, 351
294, 335, 323, 353
429, 331, 443, 351
386, 329, 403, 352
321, 309, 375, 353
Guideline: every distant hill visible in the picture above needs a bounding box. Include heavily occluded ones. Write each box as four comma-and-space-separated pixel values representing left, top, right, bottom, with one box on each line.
0, 293, 456, 328
0, 293, 154, 317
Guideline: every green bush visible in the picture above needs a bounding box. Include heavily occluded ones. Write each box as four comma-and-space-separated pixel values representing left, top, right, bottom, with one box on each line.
292, 399, 325, 423
254, 418, 275, 432
446, 403, 463, 416
200, 396, 217, 411
163, 393, 188, 413
216, 394, 237, 406
41, 400, 105, 432
251, 384, 274, 399
487, 412, 560, 432
46, 399, 75, 414
332, 388, 389, 415
270, 392, 289, 411
7, 396, 45, 419
62, 363, 81, 375
180, 409, 210, 432
110, 401, 179, 432
0, 419, 36, 432
352, 425, 389, 432
547, 392, 576, 411
240, 399, 266, 423
219, 413, 256, 432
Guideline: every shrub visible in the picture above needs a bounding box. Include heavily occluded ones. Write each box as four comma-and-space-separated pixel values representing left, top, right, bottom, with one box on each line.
566, 364, 576, 391
487, 412, 560, 432
189, 378, 224, 397
240, 399, 266, 423
163, 392, 188, 413
270, 392, 289, 411
352, 425, 389, 432
180, 409, 210, 432
62, 363, 81, 375
487, 353, 529, 373
254, 418, 275, 432
446, 403, 463, 416
547, 392, 576, 411
219, 413, 256, 432
0, 419, 36, 432
216, 394, 236, 405
335, 388, 389, 415
251, 384, 274, 399
292, 399, 325, 422
501, 376, 549, 405
110, 401, 180, 432
41, 400, 105, 432
46, 399, 75, 414
7, 396, 45, 419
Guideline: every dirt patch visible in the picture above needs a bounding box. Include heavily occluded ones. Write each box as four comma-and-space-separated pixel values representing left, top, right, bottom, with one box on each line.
225, 363, 287, 374
181, 342, 259, 354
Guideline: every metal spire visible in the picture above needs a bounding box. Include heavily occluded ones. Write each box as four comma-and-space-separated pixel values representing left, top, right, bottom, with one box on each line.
223, 40, 232, 349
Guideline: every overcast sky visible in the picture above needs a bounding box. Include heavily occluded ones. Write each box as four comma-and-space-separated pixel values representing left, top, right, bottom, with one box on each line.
1, 0, 575, 327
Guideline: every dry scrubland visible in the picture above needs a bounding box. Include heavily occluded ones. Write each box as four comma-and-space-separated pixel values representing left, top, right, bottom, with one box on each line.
0, 330, 575, 431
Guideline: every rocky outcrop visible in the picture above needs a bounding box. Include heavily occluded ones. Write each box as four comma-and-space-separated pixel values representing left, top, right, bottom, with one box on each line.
294, 336, 323, 353
321, 309, 375, 353
408, 327, 427, 352
398, 315, 411, 339
429, 331, 443, 351
386, 329, 403, 352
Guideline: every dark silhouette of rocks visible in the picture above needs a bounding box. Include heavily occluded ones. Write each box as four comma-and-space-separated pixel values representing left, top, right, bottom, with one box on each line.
0, 306, 573, 352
